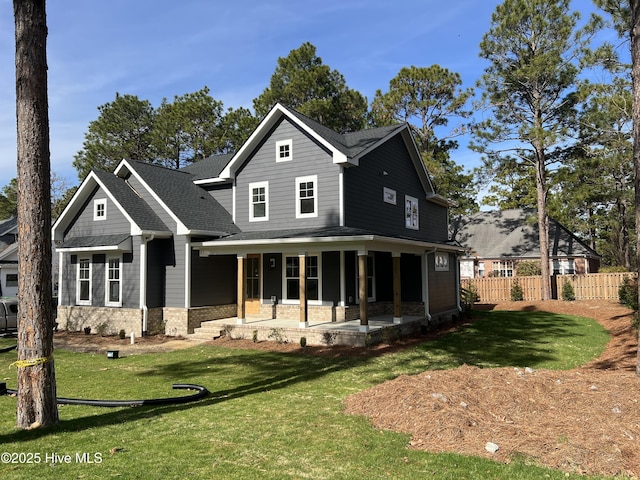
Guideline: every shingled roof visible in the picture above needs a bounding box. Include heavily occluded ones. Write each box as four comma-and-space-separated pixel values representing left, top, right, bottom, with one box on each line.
124, 160, 240, 235
457, 209, 600, 259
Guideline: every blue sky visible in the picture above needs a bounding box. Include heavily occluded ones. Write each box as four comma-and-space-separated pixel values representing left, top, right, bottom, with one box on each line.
0, 0, 608, 192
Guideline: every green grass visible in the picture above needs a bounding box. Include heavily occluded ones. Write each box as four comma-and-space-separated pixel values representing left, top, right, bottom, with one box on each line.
0, 310, 614, 479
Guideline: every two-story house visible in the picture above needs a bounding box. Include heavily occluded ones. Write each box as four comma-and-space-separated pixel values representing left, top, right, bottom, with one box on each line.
52, 104, 464, 338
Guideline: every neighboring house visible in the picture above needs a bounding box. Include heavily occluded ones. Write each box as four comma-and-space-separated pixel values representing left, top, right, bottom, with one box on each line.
0, 217, 17, 297
457, 209, 601, 279
52, 104, 464, 337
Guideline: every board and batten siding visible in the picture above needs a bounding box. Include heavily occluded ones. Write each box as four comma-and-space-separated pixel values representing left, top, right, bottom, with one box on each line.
64, 186, 131, 238
343, 134, 449, 243
234, 118, 342, 231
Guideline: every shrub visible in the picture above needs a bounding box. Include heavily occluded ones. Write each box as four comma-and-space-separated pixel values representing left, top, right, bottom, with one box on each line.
299, 336, 307, 348
119, 329, 126, 339
516, 260, 541, 276
561, 279, 575, 301
618, 275, 638, 311
252, 330, 258, 343
510, 279, 524, 301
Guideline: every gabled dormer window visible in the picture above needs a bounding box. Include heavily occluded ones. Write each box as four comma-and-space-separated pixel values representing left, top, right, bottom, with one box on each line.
94, 198, 107, 221
276, 139, 292, 162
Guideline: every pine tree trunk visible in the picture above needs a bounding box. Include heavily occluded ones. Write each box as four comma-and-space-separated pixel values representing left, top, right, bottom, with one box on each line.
631, 0, 640, 378
14, 0, 58, 428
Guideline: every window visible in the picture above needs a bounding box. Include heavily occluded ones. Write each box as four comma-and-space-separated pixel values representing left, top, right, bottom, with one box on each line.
296, 175, 318, 218
435, 253, 449, 272
405, 195, 419, 230
553, 259, 575, 275
285, 255, 319, 301
249, 182, 269, 221
5, 274, 17, 287
93, 199, 107, 221
478, 262, 485, 278
276, 139, 292, 162
491, 260, 514, 277
77, 258, 91, 305
106, 256, 122, 306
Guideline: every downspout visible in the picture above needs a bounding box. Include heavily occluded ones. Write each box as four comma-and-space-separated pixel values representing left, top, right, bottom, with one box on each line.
140, 234, 154, 336
423, 248, 437, 322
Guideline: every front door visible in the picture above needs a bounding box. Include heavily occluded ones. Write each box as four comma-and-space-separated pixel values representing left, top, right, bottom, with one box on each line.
246, 254, 261, 315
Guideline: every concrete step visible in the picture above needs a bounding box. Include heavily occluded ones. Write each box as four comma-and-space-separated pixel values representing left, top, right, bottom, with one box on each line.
190, 320, 226, 341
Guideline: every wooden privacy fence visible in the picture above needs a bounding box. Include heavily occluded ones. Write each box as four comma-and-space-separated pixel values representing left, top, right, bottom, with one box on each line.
462, 272, 637, 303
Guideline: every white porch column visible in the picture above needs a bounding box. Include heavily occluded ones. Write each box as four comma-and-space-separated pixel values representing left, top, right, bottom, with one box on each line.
423, 251, 432, 321
392, 253, 403, 324
184, 239, 191, 309
299, 253, 309, 328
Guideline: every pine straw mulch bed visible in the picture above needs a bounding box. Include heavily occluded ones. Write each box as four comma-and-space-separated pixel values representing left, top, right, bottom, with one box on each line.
343, 300, 640, 478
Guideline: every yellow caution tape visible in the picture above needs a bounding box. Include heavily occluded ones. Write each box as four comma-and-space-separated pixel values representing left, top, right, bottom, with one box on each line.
10, 356, 52, 368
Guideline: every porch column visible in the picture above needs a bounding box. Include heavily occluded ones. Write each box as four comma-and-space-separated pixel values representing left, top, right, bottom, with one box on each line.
237, 254, 246, 324
358, 252, 369, 332
393, 253, 402, 324
299, 253, 308, 328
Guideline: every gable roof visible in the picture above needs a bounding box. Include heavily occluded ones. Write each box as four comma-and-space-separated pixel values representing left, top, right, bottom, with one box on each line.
52, 169, 171, 242
457, 209, 600, 259
194, 103, 435, 196
179, 153, 234, 181
114, 160, 239, 236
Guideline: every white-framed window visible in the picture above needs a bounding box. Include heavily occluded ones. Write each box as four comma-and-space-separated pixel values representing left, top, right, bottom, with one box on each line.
356, 255, 376, 302
77, 257, 92, 305
553, 259, 575, 275
105, 255, 122, 306
276, 139, 292, 162
478, 262, 485, 278
93, 198, 107, 221
284, 255, 320, 301
491, 260, 514, 277
296, 175, 318, 218
405, 195, 419, 230
249, 181, 269, 221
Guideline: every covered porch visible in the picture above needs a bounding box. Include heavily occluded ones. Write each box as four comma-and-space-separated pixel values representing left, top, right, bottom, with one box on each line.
190, 313, 430, 347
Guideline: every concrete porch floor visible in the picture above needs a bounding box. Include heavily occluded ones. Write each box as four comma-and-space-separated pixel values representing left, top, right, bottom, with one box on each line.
191, 314, 427, 347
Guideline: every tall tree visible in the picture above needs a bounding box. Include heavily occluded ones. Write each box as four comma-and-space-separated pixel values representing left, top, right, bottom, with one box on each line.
73, 93, 155, 180
153, 86, 224, 169
472, 0, 599, 300
369, 65, 477, 234
0, 179, 18, 218
253, 42, 368, 133
629, 0, 640, 376
14, 0, 58, 428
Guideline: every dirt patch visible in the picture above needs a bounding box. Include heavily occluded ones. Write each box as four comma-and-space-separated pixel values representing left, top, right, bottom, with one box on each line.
344, 300, 640, 477
53, 331, 198, 355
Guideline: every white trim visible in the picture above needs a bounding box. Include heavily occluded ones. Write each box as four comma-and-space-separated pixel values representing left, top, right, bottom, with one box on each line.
76, 257, 92, 306
249, 181, 269, 222
185, 240, 191, 309
338, 170, 344, 226
57, 251, 63, 306
295, 175, 318, 219
275, 139, 292, 162
105, 254, 123, 307
93, 198, 107, 221
282, 254, 322, 304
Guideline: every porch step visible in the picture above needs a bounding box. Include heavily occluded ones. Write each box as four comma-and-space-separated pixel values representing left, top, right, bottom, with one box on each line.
190, 320, 226, 341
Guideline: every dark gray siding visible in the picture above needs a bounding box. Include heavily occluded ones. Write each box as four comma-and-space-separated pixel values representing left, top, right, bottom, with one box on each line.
165, 235, 186, 307
428, 252, 457, 314
191, 254, 236, 306
146, 238, 171, 308
61, 253, 77, 305
343, 134, 449, 242
401, 254, 423, 302
262, 253, 282, 302
65, 186, 131, 238
322, 251, 340, 304
205, 184, 233, 216
235, 118, 342, 231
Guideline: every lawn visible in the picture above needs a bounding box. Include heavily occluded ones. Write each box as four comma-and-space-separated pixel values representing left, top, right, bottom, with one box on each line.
0, 310, 614, 480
